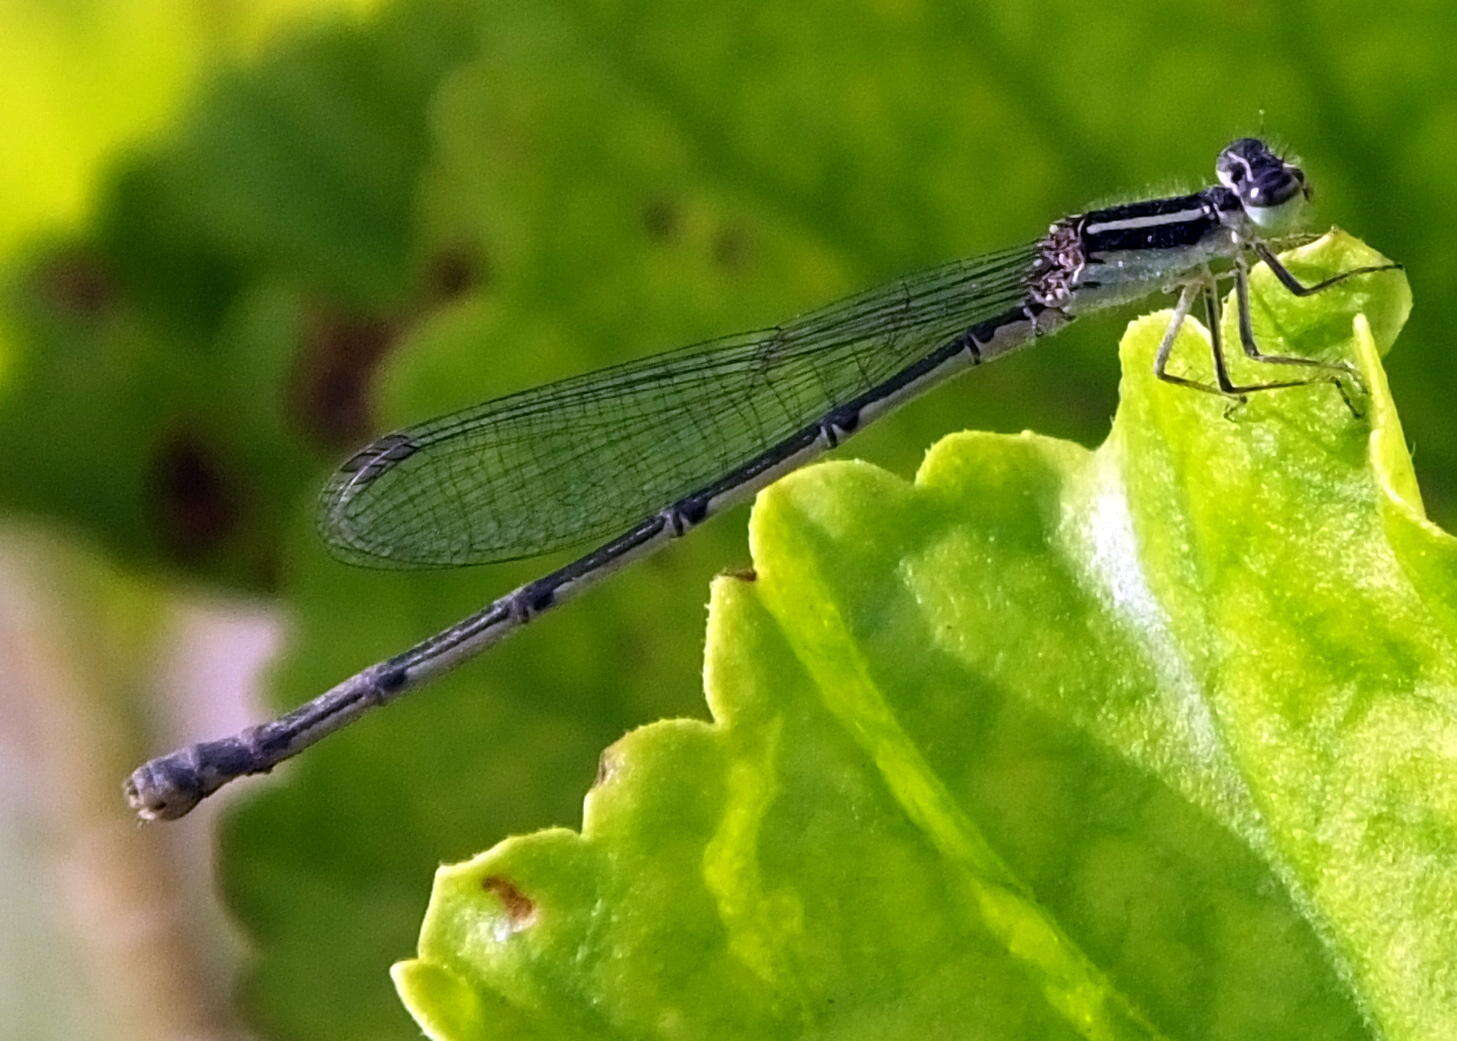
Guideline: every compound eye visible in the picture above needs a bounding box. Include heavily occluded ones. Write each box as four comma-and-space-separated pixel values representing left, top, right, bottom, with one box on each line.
1217, 157, 1247, 189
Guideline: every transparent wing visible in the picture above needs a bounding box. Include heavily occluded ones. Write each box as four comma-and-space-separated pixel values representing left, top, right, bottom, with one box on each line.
319, 244, 1036, 568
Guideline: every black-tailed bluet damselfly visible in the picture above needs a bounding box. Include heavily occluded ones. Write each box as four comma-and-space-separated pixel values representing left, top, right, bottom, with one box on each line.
127, 137, 1400, 819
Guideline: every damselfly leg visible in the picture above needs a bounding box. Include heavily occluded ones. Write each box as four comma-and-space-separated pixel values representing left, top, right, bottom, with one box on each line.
1252, 243, 1402, 298
1152, 280, 1208, 396
1154, 250, 1401, 417
1232, 258, 1360, 381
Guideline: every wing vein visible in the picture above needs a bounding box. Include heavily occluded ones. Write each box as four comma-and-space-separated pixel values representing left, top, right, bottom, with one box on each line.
319, 244, 1037, 567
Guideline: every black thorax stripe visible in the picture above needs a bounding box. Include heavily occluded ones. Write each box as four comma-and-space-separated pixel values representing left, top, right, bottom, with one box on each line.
1079, 189, 1235, 254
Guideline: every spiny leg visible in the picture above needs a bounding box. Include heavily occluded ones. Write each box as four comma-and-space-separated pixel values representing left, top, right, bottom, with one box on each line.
1152, 275, 1275, 405
1252, 242, 1402, 297
1153, 274, 1361, 417
1232, 258, 1365, 395
1153, 280, 1237, 401
1207, 266, 1363, 417
1239, 242, 1400, 411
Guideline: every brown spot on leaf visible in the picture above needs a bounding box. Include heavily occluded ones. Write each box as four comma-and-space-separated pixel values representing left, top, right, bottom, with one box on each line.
723, 567, 758, 582
150, 430, 239, 561
481, 876, 537, 931
290, 307, 400, 450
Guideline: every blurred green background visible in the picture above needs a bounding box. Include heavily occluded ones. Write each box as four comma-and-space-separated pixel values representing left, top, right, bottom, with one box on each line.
3, 1, 1454, 1038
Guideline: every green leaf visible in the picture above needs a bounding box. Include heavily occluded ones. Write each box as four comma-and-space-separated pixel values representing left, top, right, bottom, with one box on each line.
0, 0, 484, 586
394, 232, 1456, 1041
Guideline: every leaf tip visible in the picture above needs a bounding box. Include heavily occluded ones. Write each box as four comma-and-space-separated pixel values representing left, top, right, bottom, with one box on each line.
392, 959, 487, 1041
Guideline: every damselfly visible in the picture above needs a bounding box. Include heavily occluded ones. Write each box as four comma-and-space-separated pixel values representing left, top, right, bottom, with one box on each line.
127, 137, 1399, 819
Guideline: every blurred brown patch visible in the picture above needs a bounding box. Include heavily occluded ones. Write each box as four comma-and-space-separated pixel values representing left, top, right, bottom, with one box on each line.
30, 246, 116, 319
641, 198, 680, 243
150, 431, 239, 561
422, 242, 490, 306
711, 224, 752, 271
290, 307, 400, 450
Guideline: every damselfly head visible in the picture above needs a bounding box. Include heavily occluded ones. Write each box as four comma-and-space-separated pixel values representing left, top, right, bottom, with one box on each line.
1217, 137, 1309, 231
